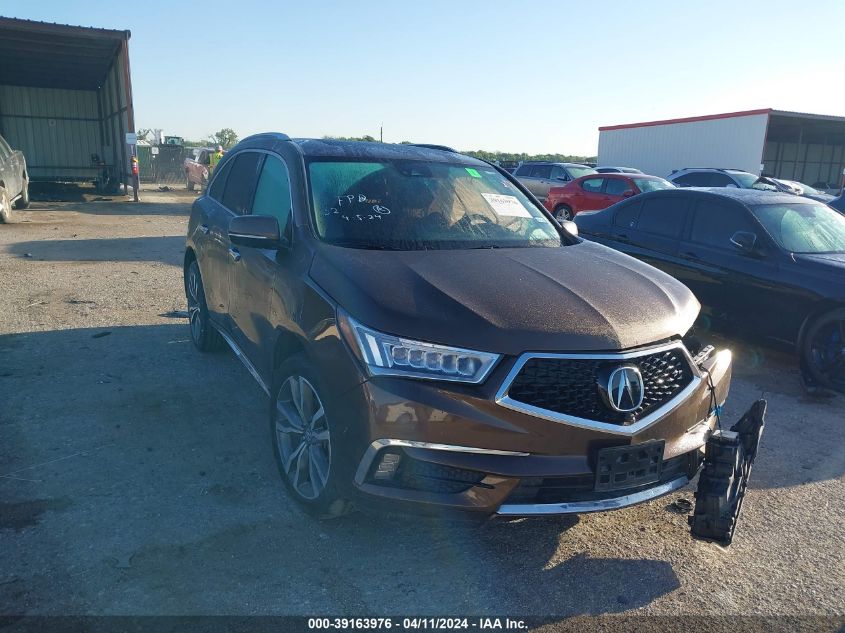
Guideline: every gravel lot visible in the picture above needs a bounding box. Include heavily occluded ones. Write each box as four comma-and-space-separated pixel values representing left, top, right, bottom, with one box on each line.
1, 188, 843, 620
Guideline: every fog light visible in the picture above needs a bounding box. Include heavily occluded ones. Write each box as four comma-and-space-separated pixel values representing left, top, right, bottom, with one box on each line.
373, 452, 402, 480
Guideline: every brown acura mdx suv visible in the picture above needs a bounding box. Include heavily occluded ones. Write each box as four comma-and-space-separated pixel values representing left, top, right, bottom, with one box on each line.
184, 134, 760, 540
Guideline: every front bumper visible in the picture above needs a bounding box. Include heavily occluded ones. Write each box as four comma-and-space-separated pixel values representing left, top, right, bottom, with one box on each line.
332, 344, 731, 517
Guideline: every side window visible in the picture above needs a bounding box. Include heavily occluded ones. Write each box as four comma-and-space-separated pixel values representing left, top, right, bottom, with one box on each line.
550, 165, 570, 181
514, 164, 530, 176
581, 178, 604, 193
529, 165, 553, 179
200, 151, 211, 166
709, 173, 736, 187
638, 197, 689, 238
250, 155, 292, 230
604, 178, 629, 196
674, 172, 711, 187
221, 152, 262, 215
614, 200, 641, 228
690, 200, 757, 249
208, 159, 233, 201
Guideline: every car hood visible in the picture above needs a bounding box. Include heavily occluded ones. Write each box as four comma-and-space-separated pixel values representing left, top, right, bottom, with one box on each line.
309, 241, 700, 355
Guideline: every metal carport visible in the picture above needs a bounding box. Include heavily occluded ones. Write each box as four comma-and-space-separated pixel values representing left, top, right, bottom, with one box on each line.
0, 17, 134, 188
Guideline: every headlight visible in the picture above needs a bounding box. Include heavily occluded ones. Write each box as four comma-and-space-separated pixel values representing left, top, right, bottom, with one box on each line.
339, 312, 500, 384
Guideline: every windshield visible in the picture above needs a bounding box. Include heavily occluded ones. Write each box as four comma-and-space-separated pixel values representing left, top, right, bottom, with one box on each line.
565, 165, 597, 179
633, 177, 674, 192
752, 202, 845, 253
307, 159, 562, 250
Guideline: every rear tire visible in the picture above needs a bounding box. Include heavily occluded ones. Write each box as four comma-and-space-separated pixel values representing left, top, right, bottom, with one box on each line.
270, 353, 353, 519
185, 260, 224, 352
14, 177, 30, 209
0, 186, 11, 223
554, 205, 573, 222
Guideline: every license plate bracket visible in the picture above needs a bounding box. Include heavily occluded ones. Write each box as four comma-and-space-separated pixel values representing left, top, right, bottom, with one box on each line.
595, 440, 665, 492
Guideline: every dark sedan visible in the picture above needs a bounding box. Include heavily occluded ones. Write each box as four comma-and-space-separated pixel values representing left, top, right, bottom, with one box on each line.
575, 188, 845, 390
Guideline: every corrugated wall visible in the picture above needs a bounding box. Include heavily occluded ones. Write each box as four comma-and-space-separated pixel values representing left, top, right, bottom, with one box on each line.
0, 44, 131, 184
0, 85, 101, 180
597, 114, 770, 178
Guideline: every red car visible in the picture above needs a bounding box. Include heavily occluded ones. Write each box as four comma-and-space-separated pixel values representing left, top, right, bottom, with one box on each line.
544, 173, 674, 221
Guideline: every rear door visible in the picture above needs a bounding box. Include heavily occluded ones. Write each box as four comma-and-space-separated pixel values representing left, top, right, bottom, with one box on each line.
622, 195, 692, 277
676, 198, 782, 329
229, 152, 294, 372
575, 176, 607, 213
202, 152, 262, 329
522, 164, 554, 200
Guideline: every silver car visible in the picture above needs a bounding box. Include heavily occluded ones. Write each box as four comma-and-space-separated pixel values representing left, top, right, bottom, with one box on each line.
0, 133, 29, 222
513, 161, 596, 202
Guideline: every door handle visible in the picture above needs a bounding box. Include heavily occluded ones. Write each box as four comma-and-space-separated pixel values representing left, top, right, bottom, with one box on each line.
199, 224, 210, 234
228, 247, 241, 262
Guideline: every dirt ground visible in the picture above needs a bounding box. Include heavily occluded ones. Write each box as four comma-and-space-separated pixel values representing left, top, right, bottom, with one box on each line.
0, 187, 843, 621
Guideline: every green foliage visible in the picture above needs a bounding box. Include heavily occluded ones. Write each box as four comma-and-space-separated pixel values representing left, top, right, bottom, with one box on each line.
136, 128, 153, 142
323, 135, 378, 142
462, 149, 597, 165
208, 128, 239, 149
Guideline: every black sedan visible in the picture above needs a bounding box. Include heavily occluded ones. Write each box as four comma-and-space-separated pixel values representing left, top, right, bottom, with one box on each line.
574, 187, 845, 390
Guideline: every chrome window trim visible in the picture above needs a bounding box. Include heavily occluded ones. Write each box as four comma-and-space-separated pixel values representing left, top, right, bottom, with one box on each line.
354, 439, 529, 486
495, 341, 702, 436
496, 475, 689, 516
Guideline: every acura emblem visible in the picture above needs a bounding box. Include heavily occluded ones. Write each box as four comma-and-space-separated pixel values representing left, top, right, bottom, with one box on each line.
598, 365, 645, 413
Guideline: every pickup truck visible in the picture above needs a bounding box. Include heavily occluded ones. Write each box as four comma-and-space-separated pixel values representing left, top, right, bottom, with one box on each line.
184, 147, 217, 191
0, 133, 30, 223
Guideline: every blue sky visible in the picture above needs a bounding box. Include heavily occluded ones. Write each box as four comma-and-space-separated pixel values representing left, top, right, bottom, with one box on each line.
4, 0, 844, 154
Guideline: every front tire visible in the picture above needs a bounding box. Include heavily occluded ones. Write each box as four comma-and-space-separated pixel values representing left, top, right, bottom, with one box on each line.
802, 308, 845, 391
0, 186, 11, 223
554, 205, 573, 222
271, 354, 352, 519
185, 260, 224, 352
15, 178, 30, 209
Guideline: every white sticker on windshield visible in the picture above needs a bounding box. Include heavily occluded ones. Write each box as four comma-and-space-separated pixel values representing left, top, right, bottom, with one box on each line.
481, 193, 532, 218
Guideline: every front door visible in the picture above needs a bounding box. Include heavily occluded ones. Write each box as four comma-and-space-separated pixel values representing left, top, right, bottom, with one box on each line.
229, 153, 294, 373
675, 199, 782, 333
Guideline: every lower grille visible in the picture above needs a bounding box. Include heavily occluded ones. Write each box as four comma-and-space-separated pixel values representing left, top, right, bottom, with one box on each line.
505, 346, 694, 425
505, 453, 694, 505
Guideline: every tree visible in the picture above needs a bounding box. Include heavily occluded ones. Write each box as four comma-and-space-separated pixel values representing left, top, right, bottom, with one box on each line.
322, 134, 379, 142
136, 128, 153, 142
208, 128, 239, 149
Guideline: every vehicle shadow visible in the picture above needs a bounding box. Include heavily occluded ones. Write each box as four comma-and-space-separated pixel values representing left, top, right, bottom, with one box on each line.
0, 323, 839, 616
4, 236, 185, 266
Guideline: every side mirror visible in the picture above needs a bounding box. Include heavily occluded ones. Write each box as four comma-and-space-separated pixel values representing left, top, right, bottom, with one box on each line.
622, 189, 635, 198
560, 220, 578, 236
228, 215, 284, 249
730, 231, 757, 254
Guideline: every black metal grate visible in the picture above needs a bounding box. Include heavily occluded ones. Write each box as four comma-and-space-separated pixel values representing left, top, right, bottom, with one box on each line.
506, 348, 694, 425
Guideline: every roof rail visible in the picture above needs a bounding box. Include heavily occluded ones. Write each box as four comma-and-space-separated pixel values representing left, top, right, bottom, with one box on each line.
409, 143, 458, 153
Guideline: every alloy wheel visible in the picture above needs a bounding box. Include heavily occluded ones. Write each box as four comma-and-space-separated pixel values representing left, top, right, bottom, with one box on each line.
555, 207, 572, 222
274, 376, 331, 500
186, 265, 203, 342
809, 318, 845, 389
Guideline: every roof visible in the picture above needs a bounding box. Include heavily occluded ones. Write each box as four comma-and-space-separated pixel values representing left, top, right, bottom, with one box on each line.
599, 108, 845, 132
288, 138, 485, 165
0, 17, 130, 90
646, 187, 810, 206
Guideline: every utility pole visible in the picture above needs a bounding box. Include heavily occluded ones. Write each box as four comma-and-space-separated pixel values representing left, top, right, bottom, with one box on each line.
380, 124, 383, 143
